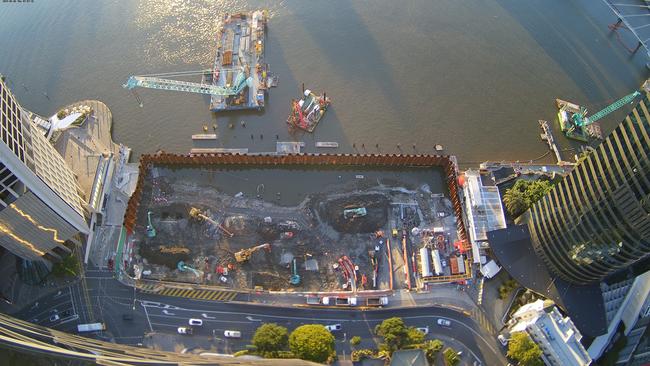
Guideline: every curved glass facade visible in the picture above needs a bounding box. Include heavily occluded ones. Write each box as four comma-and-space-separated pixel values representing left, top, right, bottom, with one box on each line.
526, 93, 650, 284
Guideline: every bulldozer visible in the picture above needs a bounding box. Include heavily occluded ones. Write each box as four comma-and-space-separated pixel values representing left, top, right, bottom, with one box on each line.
234, 243, 271, 263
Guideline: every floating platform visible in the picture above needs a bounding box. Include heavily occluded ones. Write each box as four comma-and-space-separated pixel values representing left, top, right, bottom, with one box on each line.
209, 10, 276, 112
287, 89, 330, 133
316, 142, 339, 148
190, 148, 249, 155
556, 98, 603, 142
191, 134, 218, 140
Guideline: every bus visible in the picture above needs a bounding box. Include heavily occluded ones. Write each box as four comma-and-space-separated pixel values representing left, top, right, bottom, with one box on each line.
77, 322, 106, 333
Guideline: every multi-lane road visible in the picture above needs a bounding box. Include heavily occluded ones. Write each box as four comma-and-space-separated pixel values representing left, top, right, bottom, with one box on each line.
14, 269, 507, 365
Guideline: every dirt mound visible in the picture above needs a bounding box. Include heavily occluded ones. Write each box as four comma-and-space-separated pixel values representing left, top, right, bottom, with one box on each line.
319, 194, 388, 233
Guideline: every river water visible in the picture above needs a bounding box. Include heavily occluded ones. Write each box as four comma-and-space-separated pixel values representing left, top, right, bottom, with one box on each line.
0, 0, 647, 165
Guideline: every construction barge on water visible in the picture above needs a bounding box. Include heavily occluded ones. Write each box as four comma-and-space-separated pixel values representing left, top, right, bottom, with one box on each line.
123, 10, 277, 112
208, 10, 277, 111
287, 88, 330, 132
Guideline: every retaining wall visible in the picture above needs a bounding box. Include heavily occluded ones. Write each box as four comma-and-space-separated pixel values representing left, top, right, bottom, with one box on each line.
123, 152, 468, 248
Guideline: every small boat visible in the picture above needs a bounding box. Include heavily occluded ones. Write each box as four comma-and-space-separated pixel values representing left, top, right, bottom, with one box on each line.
435, 144, 444, 151
315, 141, 339, 148
191, 134, 218, 140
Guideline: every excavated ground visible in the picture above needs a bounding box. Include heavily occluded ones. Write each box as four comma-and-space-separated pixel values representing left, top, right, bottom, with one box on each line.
130, 166, 451, 292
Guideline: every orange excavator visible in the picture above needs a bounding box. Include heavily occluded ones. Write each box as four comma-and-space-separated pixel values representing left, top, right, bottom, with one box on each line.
234, 243, 271, 263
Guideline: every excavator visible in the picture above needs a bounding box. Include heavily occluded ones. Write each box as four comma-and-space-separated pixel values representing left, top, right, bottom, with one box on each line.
189, 207, 234, 238
234, 243, 271, 263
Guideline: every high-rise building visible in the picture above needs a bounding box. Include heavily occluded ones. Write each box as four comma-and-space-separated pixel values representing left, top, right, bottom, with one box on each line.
524, 91, 650, 284
507, 299, 592, 366
0, 75, 88, 264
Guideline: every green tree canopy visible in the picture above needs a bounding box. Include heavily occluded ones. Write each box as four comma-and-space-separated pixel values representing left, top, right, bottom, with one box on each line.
503, 179, 554, 218
507, 332, 543, 366
406, 327, 425, 345
375, 317, 409, 352
418, 339, 443, 363
289, 324, 335, 363
252, 323, 288, 356
443, 347, 460, 366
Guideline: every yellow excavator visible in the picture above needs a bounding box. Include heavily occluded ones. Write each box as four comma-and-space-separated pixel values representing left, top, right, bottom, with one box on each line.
235, 243, 271, 263
189, 207, 234, 237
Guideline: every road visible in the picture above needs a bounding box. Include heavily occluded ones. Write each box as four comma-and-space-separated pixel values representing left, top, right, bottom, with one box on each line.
14, 269, 507, 365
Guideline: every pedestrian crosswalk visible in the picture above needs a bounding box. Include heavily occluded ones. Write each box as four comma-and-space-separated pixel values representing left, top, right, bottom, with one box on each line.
138, 285, 239, 302
471, 307, 498, 335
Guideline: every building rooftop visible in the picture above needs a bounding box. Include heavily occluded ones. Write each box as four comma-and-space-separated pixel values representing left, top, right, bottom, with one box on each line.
487, 224, 607, 338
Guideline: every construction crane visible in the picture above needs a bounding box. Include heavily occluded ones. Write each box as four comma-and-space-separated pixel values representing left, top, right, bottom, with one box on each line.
558, 79, 650, 141
189, 207, 234, 238
123, 69, 253, 106
234, 243, 271, 263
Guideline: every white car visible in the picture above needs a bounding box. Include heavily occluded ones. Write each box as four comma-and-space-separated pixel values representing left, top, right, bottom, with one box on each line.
416, 326, 429, 336
437, 318, 451, 327
224, 330, 241, 338
177, 326, 193, 335
49, 314, 60, 322
188, 318, 203, 326
324, 324, 342, 332
498, 334, 509, 346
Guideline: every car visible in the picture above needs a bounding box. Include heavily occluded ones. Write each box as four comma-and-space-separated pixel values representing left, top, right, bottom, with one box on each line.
498, 334, 509, 346
437, 318, 451, 327
49, 314, 60, 322
416, 326, 429, 335
177, 326, 193, 335
224, 330, 241, 338
188, 318, 203, 326
122, 313, 133, 321
324, 324, 342, 332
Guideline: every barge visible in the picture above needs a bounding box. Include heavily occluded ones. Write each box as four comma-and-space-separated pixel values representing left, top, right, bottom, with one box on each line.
209, 10, 277, 112
287, 89, 331, 132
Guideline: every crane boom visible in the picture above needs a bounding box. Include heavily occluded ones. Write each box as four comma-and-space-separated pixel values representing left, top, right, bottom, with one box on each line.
574, 91, 641, 127
123, 70, 252, 96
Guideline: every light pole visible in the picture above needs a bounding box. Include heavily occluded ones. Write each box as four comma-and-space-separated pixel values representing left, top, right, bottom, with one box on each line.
132, 281, 137, 311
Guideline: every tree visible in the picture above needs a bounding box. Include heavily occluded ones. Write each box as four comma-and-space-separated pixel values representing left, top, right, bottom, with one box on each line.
350, 336, 361, 346
443, 347, 460, 366
507, 332, 543, 366
51, 254, 79, 278
252, 323, 288, 356
419, 339, 444, 363
503, 187, 529, 218
503, 179, 554, 218
289, 325, 335, 363
375, 317, 409, 352
406, 327, 425, 345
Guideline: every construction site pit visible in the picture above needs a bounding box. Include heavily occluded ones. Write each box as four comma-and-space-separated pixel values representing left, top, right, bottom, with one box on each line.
129, 165, 459, 293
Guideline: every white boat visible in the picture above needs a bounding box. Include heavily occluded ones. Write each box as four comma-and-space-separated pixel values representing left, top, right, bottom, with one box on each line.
315, 141, 339, 148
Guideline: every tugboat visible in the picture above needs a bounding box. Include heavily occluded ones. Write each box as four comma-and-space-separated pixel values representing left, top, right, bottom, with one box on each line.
287, 88, 330, 132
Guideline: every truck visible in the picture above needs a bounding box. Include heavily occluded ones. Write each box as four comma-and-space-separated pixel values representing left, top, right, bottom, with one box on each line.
77, 323, 106, 333
431, 249, 443, 275
365, 297, 389, 307
419, 247, 432, 277
322, 297, 357, 306
306, 296, 321, 305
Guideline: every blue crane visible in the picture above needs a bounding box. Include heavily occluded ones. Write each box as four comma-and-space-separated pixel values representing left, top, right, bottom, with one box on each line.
559, 90, 642, 141
123, 69, 253, 106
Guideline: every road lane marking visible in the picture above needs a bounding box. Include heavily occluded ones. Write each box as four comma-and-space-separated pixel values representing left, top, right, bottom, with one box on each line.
142, 303, 153, 332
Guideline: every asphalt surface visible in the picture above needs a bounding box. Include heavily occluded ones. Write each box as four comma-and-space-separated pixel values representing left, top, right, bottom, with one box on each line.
14, 268, 507, 366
